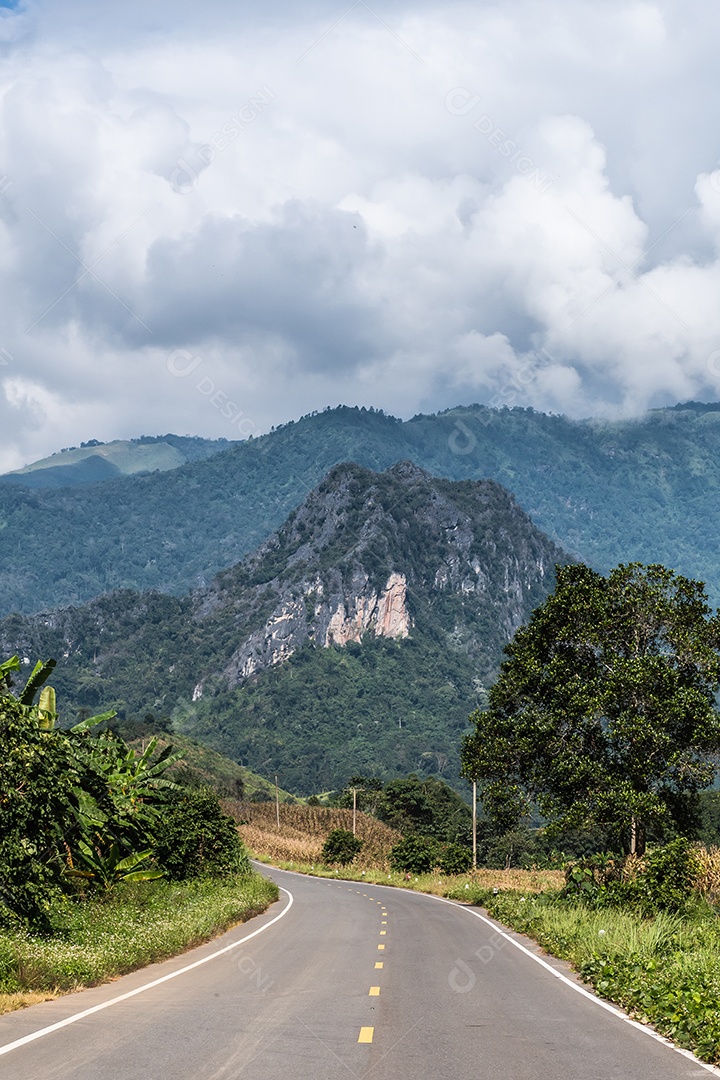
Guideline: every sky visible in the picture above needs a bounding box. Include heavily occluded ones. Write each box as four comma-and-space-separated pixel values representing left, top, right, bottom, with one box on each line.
1, 0, 720, 469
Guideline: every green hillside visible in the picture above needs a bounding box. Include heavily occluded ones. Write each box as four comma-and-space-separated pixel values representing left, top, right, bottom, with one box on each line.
3, 401, 720, 614
0, 462, 565, 794
133, 731, 296, 802
0, 434, 233, 490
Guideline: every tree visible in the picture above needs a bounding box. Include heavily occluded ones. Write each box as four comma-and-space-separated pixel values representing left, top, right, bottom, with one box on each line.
389, 835, 439, 874
321, 828, 364, 866
153, 787, 251, 880
376, 775, 472, 843
461, 563, 720, 855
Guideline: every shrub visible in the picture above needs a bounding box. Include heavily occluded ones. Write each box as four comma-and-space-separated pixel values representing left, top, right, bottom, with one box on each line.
637, 838, 699, 913
389, 835, 439, 874
154, 788, 251, 881
437, 843, 472, 875
321, 829, 364, 866
563, 841, 700, 914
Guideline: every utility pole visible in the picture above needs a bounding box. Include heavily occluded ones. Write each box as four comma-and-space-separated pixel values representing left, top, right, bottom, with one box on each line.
352, 787, 357, 836
472, 781, 477, 871
275, 774, 280, 828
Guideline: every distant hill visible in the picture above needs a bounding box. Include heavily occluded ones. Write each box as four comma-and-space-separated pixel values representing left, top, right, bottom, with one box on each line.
3, 401, 720, 615
0, 434, 234, 490
0, 462, 567, 793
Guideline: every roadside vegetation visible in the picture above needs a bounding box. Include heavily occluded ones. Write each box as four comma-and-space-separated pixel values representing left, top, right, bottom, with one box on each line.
459, 563, 720, 1066
0, 657, 277, 1014
473, 843, 720, 1065
228, 801, 402, 868
0, 875, 276, 1015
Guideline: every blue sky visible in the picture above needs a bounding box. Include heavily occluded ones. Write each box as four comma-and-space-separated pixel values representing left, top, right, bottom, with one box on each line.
1, 1, 720, 469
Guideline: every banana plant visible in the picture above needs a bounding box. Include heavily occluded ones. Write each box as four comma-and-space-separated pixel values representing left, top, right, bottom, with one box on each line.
0, 654, 20, 691
18, 659, 57, 707
65, 841, 163, 891
37, 686, 57, 730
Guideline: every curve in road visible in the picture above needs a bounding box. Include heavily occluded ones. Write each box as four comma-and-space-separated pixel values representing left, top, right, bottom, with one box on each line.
0, 864, 717, 1079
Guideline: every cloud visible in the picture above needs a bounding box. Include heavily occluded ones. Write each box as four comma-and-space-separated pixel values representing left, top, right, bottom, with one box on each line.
1, 0, 720, 467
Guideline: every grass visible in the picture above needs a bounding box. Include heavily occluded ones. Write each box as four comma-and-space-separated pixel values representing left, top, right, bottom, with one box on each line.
0, 872, 278, 1011
0, 990, 59, 1016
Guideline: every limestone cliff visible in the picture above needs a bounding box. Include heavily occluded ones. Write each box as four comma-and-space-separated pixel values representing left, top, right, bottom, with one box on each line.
191, 460, 568, 692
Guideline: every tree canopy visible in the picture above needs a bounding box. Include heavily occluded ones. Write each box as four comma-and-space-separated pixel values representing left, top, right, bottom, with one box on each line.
461, 563, 720, 854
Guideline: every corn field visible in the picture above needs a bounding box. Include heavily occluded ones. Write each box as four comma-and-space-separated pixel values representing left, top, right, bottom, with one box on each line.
693, 845, 720, 901
225, 801, 402, 869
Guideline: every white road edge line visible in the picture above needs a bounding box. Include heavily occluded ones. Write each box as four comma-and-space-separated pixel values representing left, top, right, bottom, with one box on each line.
431, 894, 720, 1078
0, 887, 294, 1058
269, 866, 720, 1077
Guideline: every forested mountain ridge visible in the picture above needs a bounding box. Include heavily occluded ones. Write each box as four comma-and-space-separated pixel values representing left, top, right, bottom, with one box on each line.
0, 462, 567, 792
2, 400, 720, 616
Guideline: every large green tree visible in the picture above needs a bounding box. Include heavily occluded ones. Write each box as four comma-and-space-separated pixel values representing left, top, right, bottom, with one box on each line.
461, 563, 720, 854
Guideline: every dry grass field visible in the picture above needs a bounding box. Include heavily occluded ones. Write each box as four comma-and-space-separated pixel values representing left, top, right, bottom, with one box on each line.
693, 844, 720, 901
225, 800, 565, 893
226, 801, 402, 868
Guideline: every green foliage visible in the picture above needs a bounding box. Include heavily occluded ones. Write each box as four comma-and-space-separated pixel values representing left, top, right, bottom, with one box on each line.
180, 637, 481, 795
375, 774, 473, 842
563, 841, 700, 915
321, 828, 364, 866
462, 563, 720, 853
66, 843, 162, 891
638, 839, 700, 913
699, 790, 720, 846
389, 835, 440, 874
0, 656, 181, 924
437, 842, 472, 874
153, 788, 251, 881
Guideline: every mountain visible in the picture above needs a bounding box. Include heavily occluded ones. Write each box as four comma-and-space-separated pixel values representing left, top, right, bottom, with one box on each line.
0, 462, 567, 793
3, 400, 720, 616
0, 434, 234, 490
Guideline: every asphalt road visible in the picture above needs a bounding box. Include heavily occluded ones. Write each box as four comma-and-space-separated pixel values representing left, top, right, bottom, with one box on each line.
0, 864, 716, 1079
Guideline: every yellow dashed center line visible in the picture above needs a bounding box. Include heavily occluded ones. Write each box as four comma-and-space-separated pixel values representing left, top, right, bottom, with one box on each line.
358, 1026, 374, 1044
375, 961, 383, 969
369, 986, 380, 996
377, 944, 385, 950
379, 930, 386, 935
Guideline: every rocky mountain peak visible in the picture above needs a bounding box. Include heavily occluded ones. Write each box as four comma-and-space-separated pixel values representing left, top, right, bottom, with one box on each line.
195, 461, 568, 691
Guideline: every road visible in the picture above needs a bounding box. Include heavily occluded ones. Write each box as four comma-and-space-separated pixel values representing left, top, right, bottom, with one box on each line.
0, 865, 716, 1079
